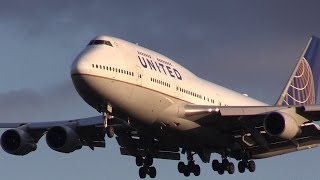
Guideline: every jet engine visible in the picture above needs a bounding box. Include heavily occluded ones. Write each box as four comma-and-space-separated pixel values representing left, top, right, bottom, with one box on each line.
263, 111, 301, 140
46, 126, 82, 153
0, 129, 37, 155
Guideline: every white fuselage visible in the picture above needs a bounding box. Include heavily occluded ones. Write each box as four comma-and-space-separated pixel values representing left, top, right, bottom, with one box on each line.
70, 36, 267, 131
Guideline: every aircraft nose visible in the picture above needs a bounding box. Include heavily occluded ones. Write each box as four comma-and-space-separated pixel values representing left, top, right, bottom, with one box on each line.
70, 50, 93, 75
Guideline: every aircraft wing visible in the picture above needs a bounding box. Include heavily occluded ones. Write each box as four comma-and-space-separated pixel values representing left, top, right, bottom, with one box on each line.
0, 116, 104, 129
159, 103, 320, 159
175, 104, 320, 128
0, 115, 133, 155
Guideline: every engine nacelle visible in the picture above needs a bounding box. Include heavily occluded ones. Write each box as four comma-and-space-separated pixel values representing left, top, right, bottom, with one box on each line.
263, 111, 301, 140
46, 126, 82, 153
0, 129, 37, 155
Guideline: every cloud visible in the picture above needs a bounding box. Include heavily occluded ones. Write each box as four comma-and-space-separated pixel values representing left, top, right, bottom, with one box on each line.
1, 2, 320, 180
1, 0, 320, 106
0, 81, 95, 122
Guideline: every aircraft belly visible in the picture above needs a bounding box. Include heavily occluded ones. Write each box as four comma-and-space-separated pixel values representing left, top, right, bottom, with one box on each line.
128, 84, 178, 124
72, 74, 236, 149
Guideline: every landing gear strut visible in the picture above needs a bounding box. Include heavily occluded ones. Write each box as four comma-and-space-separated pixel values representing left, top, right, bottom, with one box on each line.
102, 108, 115, 138
136, 155, 157, 178
178, 151, 201, 177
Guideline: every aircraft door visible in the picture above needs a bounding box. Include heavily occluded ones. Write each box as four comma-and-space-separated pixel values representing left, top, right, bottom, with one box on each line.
174, 81, 180, 98
136, 66, 143, 86
216, 93, 222, 106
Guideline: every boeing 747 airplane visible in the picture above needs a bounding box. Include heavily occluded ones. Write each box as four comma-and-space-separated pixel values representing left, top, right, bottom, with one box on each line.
1, 35, 320, 178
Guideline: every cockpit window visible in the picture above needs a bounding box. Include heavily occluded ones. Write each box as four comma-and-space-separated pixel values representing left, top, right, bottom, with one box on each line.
87, 40, 113, 47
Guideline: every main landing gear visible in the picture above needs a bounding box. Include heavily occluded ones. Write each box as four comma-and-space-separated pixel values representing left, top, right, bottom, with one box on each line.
211, 158, 256, 175
136, 155, 157, 178
211, 158, 235, 175
177, 151, 201, 177
238, 160, 256, 173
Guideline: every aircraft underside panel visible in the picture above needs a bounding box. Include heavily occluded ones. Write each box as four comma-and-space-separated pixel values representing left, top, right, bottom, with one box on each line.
116, 135, 180, 160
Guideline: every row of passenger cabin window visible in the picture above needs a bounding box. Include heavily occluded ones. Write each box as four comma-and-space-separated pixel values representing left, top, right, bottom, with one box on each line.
151, 77, 171, 87
156, 58, 172, 66
177, 87, 215, 104
137, 51, 172, 67
92, 64, 134, 76
203, 96, 215, 104
137, 51, 152, 58
177, 87, 202, 99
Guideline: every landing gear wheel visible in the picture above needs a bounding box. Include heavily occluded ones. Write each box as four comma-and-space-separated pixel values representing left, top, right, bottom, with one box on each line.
178, 161, 185, 173
139, 167, 147, 179
136, 155, 143, 167
106, 126, 115, 138
148, 166, 157, 178
222, 159, 229, 170
238, 161, 246, 173
144, 155, 153, 167
227, 162, 235, 174
179, 151, 202, 177
212, 159, 219, 171
193, 164, 200, 176
217, 165, 225, 175
247, 160, 256, 172
183, 170, 190, 177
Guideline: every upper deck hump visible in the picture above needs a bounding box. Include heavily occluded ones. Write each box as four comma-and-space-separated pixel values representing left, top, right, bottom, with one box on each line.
109, 36, 198, 80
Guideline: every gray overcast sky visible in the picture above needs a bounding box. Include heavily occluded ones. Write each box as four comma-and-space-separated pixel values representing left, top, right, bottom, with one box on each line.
0, 1, 320, 180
